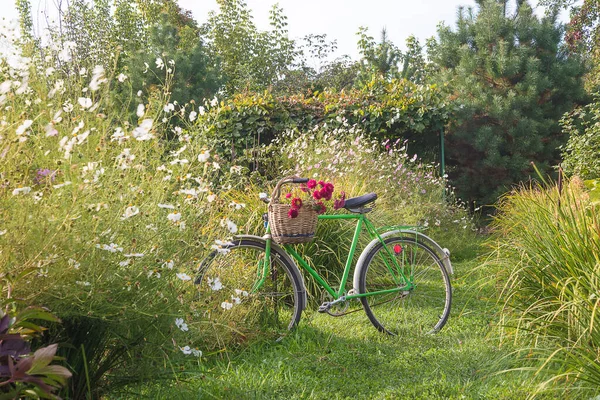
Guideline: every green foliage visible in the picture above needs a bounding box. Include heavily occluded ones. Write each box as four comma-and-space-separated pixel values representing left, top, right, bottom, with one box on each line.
356, 28, 428, 85
202, 0, 296, 94
194, 79, 452, 173
561, 94, 600, 179
429, 0, 587, 206
0, 274, 71, 399
0, 51, 242, 396
488, 178, 600, 396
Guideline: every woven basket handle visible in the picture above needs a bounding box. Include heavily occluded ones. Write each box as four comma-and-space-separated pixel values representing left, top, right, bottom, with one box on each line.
271, 176, 308, 204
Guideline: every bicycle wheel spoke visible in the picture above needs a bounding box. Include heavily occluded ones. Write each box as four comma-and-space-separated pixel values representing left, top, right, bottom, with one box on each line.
358, 237, 452, 335
194, 240, 301, 349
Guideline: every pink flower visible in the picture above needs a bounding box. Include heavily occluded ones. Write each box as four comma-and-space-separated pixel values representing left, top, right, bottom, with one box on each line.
285, 193, 292, 199
307, 179, 317, 189
291, 198, 303, 209
324, 183, 334, 194
288, 208, 299, 218
333, 191, 346, 210
317, 180, 325, 188
321, 189, 332, 201
315, 202, 326, 215
313, 190, 322, 200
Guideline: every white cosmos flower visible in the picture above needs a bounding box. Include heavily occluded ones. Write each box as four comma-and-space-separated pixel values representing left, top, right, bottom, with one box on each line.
176, 273, 191, 281
119, 259, 131, 267
175, 318, 189, 332
96, 243, 123, 253
180, 188, 199, 197
163, 260, 174, 269
198, 106, 205, 115
207, 194, 217, 202
220, 301, 233, 310
89, 65, 107, 91
45, 67, 55, 76
136, 104, 145, 118
155, 57, 164, 70
158, 203, 175, 209
53, 181, 72, 189
230, 165, 243, 174
63, 100, 74, 112
121, 205, 140, 220
68, 258, 80, 269
220, 218, 237, 234
234, 289, 249, 297
231, 295, 241, 304
163, 103, 174, 113
189, 111, 197, 121
167, 212, 181, 222
212, 162, 220, 170
170, 145, 187, 157
0, 230, 6, 236
111, 127, 129, 143
117, 73, 128, 82
197, 150, 210, 163
124, 253, 145, 258
16, 119, 33, 136
207, 277, 223, 291
116, 148, 135, 169
169, 158, 189, 165
12, 186, 31, 195
78, 97, 92, 109
228, 201, 245, 210
210, 97, 218, 107
259, 192, 268, 200
132, 119, 154, 141
137, 90, 143, 97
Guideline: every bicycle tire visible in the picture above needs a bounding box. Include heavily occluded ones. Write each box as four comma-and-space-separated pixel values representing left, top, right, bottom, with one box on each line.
194, 239, 303, 347
356, 236, 452, 335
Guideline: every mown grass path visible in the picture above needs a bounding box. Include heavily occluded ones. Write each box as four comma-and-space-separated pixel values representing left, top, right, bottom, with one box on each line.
127, 260, 535, 399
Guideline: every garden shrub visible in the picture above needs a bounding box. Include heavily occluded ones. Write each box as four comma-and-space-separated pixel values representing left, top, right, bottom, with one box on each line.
194, 78, 452, 173
0, 55, 246, 395
488, 178, 600, 396
561, 94, 600, 180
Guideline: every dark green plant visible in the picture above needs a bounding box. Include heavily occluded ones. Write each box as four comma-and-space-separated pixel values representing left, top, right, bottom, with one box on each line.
0, 273, 71, 399
429, 0, 587, 207
561, 94, 600, 179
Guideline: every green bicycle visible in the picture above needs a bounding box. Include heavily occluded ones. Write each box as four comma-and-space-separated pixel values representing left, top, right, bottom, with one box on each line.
195, 177, 452, 343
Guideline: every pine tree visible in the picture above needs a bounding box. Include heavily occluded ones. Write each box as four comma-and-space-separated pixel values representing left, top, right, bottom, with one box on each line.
429, 0, 587, 207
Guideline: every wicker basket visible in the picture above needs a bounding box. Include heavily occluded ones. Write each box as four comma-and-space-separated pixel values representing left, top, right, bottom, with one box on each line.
268, 176, 318, 244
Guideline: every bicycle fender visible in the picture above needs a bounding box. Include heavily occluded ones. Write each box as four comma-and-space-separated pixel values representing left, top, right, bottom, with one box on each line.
352, 230, 453, 292
233, 234, 308, 310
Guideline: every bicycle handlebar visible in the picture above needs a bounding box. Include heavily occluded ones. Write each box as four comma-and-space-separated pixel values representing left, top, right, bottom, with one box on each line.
291, 177, 309, 184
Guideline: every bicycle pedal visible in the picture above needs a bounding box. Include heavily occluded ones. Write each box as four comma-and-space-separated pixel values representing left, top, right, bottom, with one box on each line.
318, 302, 331, 313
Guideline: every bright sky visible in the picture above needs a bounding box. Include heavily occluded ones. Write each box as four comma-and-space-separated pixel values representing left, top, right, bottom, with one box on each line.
2, 0, 571, 60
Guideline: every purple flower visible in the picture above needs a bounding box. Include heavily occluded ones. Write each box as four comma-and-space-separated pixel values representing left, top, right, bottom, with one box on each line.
34, 168, 57, 185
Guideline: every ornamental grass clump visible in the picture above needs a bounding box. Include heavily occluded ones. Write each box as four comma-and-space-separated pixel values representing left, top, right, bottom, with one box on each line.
488, 177, 600, 396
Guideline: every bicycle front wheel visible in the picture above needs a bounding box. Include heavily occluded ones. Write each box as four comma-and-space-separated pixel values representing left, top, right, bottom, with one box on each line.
357, 236, 451, 335
194, 239, 303, 348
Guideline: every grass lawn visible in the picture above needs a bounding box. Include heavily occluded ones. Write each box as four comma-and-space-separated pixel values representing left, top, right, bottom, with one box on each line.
114, 259, 548, 399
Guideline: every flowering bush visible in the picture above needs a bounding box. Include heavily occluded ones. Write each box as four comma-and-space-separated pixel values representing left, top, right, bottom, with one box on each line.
284, 179, 344, 218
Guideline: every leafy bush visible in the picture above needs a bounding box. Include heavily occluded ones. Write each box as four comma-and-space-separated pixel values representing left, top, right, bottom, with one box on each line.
0, 55, 244, 395
561, 95, 600, 180
0, 273, 71, 398
194, 78, 452, 173
488, 177, 600, 396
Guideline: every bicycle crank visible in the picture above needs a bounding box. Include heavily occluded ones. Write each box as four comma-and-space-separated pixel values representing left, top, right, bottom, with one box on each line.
318, 294, 349, 317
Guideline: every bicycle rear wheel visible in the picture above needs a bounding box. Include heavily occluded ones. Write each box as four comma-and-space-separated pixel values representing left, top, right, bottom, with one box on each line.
194, 239, 303, 348
357, 236, 451, 335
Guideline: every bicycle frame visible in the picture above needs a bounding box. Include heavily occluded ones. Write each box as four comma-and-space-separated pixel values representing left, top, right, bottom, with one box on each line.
255, 213, 419, 301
